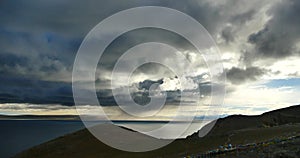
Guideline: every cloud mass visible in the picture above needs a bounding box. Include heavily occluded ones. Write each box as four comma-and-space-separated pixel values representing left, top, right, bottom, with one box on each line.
0, 0, 299, 116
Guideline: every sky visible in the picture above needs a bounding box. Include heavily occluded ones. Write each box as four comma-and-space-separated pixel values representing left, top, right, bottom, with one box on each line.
0, 0, 299, 118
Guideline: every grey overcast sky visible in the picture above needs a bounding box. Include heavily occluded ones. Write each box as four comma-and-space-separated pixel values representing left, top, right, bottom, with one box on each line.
0, 0, 300, 117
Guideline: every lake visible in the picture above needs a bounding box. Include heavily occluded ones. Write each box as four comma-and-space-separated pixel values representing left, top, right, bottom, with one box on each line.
0, 120, 84, 158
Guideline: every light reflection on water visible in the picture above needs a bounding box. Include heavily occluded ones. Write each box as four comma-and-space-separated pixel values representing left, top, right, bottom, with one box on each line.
114, 120, 211, 139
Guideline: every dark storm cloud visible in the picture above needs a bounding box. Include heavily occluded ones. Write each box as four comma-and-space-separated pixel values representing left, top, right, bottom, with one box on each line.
218, 8, 256, 44
247, 0, 300, 59
98, 77, 212, 106
230, 9, 256, 25
135, 77, 221, 105
226, 67, 267, 84
0, 28, 80, 81
97, 28, 196, 73
0, 0, 144, 84
95, 84, 180, 106
0, 76, 74, 105
0, 0, 143, 38
0, 0, 219, 37
221, 26, 235, 43
133, 62, 174, 78
138, 79, 164, 90
0, 0, 273, 105
0, 0, 263, 77
0, 52, 28, 69
95, 78, 112, 89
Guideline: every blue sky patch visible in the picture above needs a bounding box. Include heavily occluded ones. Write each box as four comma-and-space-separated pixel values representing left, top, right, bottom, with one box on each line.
264, 78, 300, 88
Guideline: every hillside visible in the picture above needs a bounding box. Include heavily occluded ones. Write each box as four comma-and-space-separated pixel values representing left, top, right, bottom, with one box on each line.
14, 105, 300, 158
200, 105, 300, 136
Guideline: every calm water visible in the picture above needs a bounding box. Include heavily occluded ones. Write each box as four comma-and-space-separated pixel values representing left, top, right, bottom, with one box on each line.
0, 120, 84, 158
0, 120, 209, 158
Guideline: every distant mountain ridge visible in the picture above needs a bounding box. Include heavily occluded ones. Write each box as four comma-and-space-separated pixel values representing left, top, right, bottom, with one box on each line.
0, 114, 80, 120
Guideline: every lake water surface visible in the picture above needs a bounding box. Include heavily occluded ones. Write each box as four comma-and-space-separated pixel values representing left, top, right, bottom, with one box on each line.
0, 120, 84, 158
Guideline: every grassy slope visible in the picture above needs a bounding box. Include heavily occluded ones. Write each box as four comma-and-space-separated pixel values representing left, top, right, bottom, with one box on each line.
14, 105, 300, 158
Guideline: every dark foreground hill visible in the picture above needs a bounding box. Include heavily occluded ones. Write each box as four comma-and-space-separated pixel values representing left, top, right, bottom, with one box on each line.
14, 105, 300, 158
